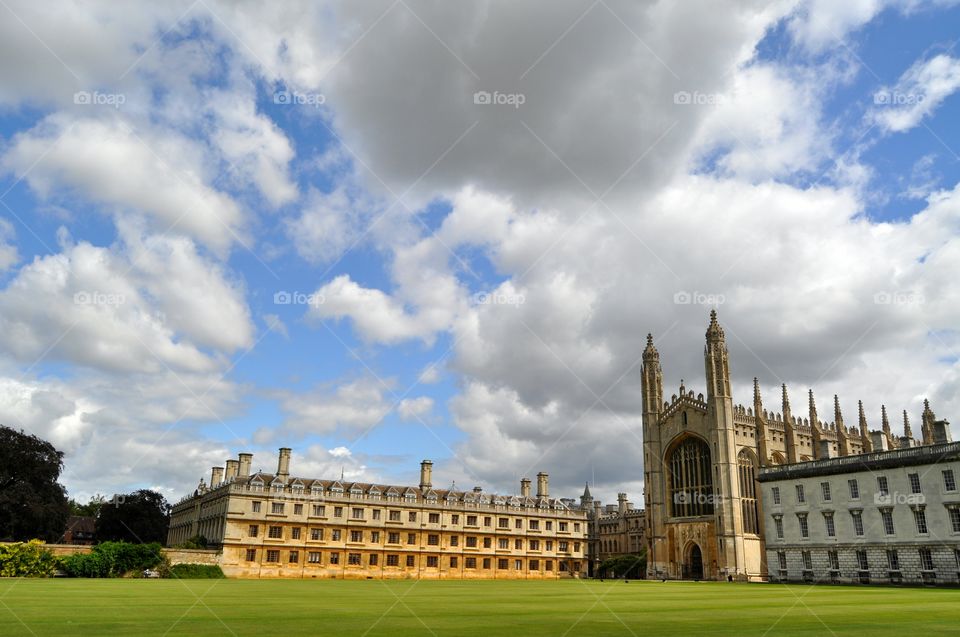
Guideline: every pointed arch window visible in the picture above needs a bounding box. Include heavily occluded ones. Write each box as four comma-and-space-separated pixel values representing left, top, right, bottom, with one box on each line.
738, 448, 759, 534
668, 437, 713, 517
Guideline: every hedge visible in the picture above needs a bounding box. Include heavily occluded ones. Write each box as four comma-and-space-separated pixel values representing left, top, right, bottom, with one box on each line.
168, 563, 224, 579
0, 540, 58, 577
61, 541, 163, 578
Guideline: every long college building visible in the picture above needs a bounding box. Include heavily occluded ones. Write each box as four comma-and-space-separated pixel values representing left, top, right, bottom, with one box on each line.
169, 451, 588, 579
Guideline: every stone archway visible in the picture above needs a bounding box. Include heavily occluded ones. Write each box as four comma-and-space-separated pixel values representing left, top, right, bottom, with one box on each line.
683, 542, 704, 580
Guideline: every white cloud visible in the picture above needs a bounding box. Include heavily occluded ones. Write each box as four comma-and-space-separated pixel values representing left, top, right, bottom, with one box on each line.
870, 53, 960, 133
397, 396, 434, 420
0, 218, 19, 272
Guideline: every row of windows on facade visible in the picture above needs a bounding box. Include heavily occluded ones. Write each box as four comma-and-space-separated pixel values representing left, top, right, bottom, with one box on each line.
249, 503, 579, 531
775, 548, 960, 574
244, 549, 582, 572
771, 469, 957, 506
770, 504, 959, 538
246, 524, 580, 551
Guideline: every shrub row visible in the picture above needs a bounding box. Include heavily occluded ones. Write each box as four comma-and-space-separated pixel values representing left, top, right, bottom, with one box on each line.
61, 541, 163, 578
0, 540, 58, 577
168, 563, 224, 579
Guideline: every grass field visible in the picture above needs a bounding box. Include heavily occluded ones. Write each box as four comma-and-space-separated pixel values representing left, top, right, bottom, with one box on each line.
1, 579, 958, 636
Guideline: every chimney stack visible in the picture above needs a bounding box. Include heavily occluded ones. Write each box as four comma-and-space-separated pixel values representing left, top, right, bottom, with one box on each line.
536, 472, 549, 498
211, 466, 224, 487
472, 486, 483, 493
277, 447, 291, 480
238, 453, 253, 477
618, 492, 628, 513
224, 459, 239, 480
419, 460, 433, 490
520, 478, 531, 497
818, 440, 834, 459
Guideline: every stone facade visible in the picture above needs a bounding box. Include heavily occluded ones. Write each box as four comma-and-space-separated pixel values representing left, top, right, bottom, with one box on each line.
759, 441, 960, 585
169, 454, 588, 579
642, 310, 952, 581
581, 487, 645, 574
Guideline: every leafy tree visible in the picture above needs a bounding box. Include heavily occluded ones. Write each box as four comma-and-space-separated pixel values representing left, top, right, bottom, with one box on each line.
69, 494, 106, 518
96, 490, 171, 544
598, 551, 647, 579
61, 541, 163, 577
0, 425, 70, 542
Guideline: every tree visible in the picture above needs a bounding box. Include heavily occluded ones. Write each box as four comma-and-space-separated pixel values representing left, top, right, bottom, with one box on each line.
96, 490, 171, 544
69, 494, 106, 518
0, 425, 70, 542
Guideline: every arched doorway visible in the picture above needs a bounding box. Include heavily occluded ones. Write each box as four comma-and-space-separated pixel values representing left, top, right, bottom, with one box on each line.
683, 543, 704, 580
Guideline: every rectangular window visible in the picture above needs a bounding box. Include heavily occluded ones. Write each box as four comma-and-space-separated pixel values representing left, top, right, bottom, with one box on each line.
252, 501, 262, 513
498, 538, 509, 549
575, 523, 581, 532
408, 512, 417, 522
371, 531, 380, 543
856, 550, 868, 571
334, 506, 343, 518
268, 526, 282, 539
467, 515, 477, 526
545, 560, 553, 571
294, 504, 303, 515
777, 551, 787, 571
451, 514, 459, 524
248, 524, 259, 537
797, 514, 809, 538
546, 541, 553, 551
406, 555, 415, 567
848, 479, 860, 499
427, 534, 439, 546
245, 549, 257, 561
774, 516, 784, 539
909, 473, 922, 495
350, 530, 362, 543
387, 554, 399, 567
851, 510, 864, 536
824, 513, 835, 538
289, 551, 299, 564
772, 487, 781, 505
352, 507, 364, 519
828, 550, 839, 570
388, 532, 400, 544
450, 556, 457, 568
426, 556, 438, 568
372, 509, 381, 520
450, 536, 458, 546
514, 559, 522, 570
483, 537, 492, 549
795, 484, 805, 503
530, 539, 540, 550
955, 550, 960, 569
481, 558, 490, 569
272, 502, 285, 514
466, 557, 477, 569
881, 509, 895, 535
802, 551, 812, 570
914, 508, 928, 534
498, 559, 508, 569
949, 507, 960, 533
919, 548, 934, 571
530, 520, 540, 530
369, 554, 378, 566
348, 553, 361, 566
484, 517, 492, 527
312, 505, 325, 516
291, 527, 301, 540
887, 549, 900, 571
820, 482, 831, 502
466, 536, 477, 548
944, 469, 957, 492
329, 553, 340, 565
331, 529, 341, 541
559, 522, 568, 532
407, 533, 416, 545
559, 541, 569, 552
308, 552, 321, 564
429, 513, 440, 524
515, 519, 523, 529
389, 510, 401, 521
530, 559, 539, 570
266, 550, 280, 563
877, 476, 889, 496
545, 521, 553, 531
515, 539, 523, 550
498, 517, 509, 528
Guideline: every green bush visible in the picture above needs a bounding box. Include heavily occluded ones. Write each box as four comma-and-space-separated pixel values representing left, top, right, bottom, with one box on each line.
61, 541, 163, 578
167, 563, 224, 579
176, 535, 208, 549
0, 540, 58, 577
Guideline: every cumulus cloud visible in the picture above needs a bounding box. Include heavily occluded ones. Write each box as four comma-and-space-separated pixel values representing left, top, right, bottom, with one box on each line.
870, 53, 960, 133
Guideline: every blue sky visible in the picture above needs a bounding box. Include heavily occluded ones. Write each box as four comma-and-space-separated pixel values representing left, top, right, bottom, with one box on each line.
0, 0, 958, 505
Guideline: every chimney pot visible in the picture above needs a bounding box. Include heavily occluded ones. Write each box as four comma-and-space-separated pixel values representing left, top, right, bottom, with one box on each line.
419, 460, 433, 490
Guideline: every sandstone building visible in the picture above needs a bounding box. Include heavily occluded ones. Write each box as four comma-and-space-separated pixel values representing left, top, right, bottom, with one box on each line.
642, 310, 952, 581
580, 487, 645, 575
169, 451, 587, 579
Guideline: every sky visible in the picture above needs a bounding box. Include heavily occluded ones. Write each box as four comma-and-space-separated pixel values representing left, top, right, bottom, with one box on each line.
0, 0, 959, 508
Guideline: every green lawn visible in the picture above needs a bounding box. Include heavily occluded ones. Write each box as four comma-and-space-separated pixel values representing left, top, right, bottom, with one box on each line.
1, 579, 958, 636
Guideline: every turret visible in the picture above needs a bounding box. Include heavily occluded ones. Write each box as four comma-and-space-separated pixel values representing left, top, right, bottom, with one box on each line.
753, 378, 770, 466
782, 384, 798, 463
834, 395, 851, 456
641, 334, 663, 420
900, 410, 916, 448
809, 390, 825, 458
704, 310, 731, 398
881, 404, 895, 449
921, 399, 935, 445
858, 400, 872, 453
419, 460, 433, 490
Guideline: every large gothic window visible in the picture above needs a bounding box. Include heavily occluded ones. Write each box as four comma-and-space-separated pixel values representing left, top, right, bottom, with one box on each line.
669, 437, 713, 517
738, 448, 759, 534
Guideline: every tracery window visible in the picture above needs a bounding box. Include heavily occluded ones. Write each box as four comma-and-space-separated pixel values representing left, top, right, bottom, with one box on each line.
669, 437, 713, 517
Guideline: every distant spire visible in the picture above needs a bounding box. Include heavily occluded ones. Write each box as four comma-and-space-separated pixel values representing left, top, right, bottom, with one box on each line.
903, 411, 913, 439
808, 389, 819, 428
582, 481, 592, 498
705, 309, 725, 342
643, 333, 659, 360
340, 466, 344, 481
858, 400, 871, 452
781, 384, 791, 415
833, 395, 843, 428
753, 378, 762, 407
881, 404, 891, 435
